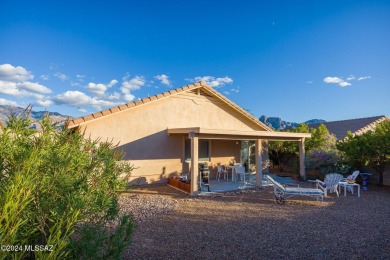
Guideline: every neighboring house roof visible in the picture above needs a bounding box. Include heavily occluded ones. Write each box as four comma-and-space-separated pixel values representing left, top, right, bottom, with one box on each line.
309, 115, 389, 139
67, 81, 274, 131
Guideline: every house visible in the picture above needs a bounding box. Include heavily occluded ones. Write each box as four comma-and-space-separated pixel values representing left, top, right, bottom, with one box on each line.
309, 115, 390, 186
309, 115, 388, 140
67, 81, 310, 195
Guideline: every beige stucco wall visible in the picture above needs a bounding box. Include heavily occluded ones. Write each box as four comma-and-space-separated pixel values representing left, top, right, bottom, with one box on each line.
78, 91, 268, 184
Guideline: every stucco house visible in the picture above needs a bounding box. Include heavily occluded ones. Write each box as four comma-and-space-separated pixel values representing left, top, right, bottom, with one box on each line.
310, 115, 389, 185
309, 115, 388, 140
67, 81, 310, 195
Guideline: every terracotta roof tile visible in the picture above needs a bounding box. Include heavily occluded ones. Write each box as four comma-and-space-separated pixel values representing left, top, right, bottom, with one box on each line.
66, 81, 273, 131
72, 118, 85, 124
142, 97, 151, 104
162, 91, 171, 97
110, 107, 120, 113
118, 104, 128, 110
83, 115, 94, 122
92, 112, 103, 119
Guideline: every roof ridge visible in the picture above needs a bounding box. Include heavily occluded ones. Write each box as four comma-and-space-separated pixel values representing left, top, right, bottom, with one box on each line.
199, 84, 273, 132
67, 81, 272, 131
310, 115, 387, 125
67, 82, 204, 128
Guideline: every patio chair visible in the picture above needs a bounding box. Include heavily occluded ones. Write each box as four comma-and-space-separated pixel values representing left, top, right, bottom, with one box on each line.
235, 165, 248, 183
315, 173, 343, 197
216, 164, 228, 181
340, 170, 360, 194
340, 170, 360, 183
266, 175, 324, 204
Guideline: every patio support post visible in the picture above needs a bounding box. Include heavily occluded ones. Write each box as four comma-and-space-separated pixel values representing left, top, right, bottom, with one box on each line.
255, 139, 263, 187
190, 132, 199, 195
299, 138, 306, 180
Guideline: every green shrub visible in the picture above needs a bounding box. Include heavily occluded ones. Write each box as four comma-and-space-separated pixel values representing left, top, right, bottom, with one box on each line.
0, 109, 135, 259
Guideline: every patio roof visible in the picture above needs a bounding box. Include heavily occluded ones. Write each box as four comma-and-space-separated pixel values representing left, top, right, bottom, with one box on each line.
167, 127, 311, 141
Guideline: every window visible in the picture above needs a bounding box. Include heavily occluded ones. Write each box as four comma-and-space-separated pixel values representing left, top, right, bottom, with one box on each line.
185, 139, 210, 161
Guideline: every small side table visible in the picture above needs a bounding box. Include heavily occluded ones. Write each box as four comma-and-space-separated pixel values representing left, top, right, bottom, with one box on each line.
339, 182, 360, 197
360, 173, 372, 191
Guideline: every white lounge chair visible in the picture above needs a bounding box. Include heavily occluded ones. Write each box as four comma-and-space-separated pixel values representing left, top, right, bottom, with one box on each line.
266, 175, 324, 204
315, 173, 343, 197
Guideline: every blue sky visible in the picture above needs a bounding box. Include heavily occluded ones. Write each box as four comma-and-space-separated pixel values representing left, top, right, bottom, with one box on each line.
0, 0, 389, 122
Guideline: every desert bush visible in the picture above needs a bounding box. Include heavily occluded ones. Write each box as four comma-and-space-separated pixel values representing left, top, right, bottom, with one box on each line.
0, 109, 135, 259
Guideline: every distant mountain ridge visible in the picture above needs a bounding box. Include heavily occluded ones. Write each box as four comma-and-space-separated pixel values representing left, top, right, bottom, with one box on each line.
0, 105, 72, 129
259, 115, 326, 130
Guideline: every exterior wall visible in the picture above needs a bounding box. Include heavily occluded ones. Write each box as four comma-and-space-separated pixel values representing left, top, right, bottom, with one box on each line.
78, 91, 267, 184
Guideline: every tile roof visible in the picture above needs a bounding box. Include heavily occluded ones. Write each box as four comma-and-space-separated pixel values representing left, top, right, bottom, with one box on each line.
67, 81, 273, 131
309, 115, 388, 139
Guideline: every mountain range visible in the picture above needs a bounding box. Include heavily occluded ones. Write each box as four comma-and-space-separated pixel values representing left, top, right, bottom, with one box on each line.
259, 115, 326, 130
0, 105, 72, 130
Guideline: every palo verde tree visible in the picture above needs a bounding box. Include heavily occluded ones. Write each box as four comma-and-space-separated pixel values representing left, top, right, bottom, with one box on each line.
0, 108, 135, 259
337, 120, 390, 185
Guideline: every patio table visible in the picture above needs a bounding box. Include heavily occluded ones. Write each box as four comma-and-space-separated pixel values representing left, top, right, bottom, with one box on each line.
338, 182, 361, 197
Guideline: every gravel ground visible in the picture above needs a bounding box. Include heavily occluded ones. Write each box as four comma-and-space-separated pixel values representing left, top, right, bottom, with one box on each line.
119, 184, 390, 259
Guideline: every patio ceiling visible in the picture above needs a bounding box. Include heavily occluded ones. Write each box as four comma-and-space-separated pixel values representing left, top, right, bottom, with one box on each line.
167, 127, 311, 141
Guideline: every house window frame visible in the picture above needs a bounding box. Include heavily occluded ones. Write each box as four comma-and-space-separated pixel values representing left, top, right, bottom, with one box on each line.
184, 138, 211, 162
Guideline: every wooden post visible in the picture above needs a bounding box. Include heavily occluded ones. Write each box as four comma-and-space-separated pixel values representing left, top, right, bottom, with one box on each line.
255, 139, 263, 187
299, 138, 306, 180
190, 132, 199, 195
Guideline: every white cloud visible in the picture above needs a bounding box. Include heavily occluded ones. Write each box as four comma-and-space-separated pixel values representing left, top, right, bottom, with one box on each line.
323, 76, 351, 87
53, 91, 91, 106
18, 81, 51, 93
346, 75, 356, 81
0, 98, 18, 106
154, 74, 171, 86
37, 99, 53, 107
40, 74, 49, 81
53, 90, 121, 111
107, 92, 121, 100
121, 75, 145, 93
87, 83, 108, 96
0, 64, 33, 82
107, 79, 118, 88
190, 76, 233, 88
123, 93, 136, 102
306, 81, 314, 84
76, 74, 85, 81
78, 108, 88, 113
53, 72, 68, 81
338, 81, 351, 87
358, 76, 371, 81
0, 81, 45, 99
87, 79, 118, 96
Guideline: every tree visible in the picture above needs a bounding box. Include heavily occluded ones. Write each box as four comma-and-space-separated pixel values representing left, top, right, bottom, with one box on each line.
0, 108, 135, 259
268, 123, 330, 172
337, 120, 390, 185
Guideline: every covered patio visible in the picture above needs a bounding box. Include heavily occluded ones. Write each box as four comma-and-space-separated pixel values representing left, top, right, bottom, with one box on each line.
167, 127, 311, 195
